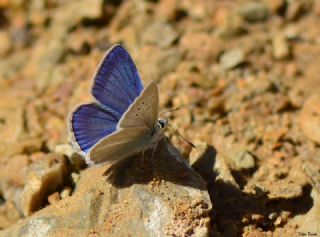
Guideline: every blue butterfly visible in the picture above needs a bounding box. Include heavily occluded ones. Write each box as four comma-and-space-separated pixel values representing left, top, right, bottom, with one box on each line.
69, 45, 168, 165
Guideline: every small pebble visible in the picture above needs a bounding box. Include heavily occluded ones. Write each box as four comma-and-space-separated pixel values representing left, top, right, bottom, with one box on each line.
0, 31, 12, 56
272, 33, 290, 60
48, 192, 61, 205
238, 2, 270, 22
220, 48, 245, 70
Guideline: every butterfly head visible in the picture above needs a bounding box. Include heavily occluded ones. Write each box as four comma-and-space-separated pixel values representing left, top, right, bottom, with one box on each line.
157, 117, 168, 130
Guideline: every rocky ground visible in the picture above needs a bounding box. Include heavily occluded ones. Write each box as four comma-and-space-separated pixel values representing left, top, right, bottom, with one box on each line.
0, 0, 320, 236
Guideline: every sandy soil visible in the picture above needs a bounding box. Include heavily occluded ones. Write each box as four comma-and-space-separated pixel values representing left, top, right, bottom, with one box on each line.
0, 0, 320, 236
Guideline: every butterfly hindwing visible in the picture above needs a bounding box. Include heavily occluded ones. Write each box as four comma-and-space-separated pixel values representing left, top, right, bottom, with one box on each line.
88, 126, 150, 164
70, 103, 119, 153
91, 44, 144, 117
119, 82, 159, 130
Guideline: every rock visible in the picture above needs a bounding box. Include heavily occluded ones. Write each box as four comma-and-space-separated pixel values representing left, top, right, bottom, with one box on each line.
47, 192, 60, 205
301, 154, 320, 193
156, 0, 179, 21
286, 0, 311, 21
267, 0, 286, 14
44, 116, 65, 151
0, 94, 25, 147
2, 0, 320, 235
141, 22, 179, 49
54, 0, 102, 29
190, 143, 243, 237
0, 31, 12, 56
189, 142, 239, 188
0, 154, 30, 209
60, 187, 72, 199
213, 6, 247, 39
54, 144, 74, 158
216, 16, 247, 39
272, 33, 290, 60
213, 135, 256, 168
55, 143, 86, 171
135, 45, 182, 83
20, 153, 67, 216
273, 211, 290, 226
214, 140, 255, 171
289, 188, 320, 234
108, 1, 140, 49
0, 153, 67, 228
299, 95, 320, 144
180, 32, 222, 62
265, 180, 305, 199
238, 2, 270, 22
219, 48, 245, 70
0, 141, 212, 236
189, 142, 216, 180
284, 24, 300, 40
28, 0, 48, 26
0, 201, 21, 229
213, 152, 240, 189
71, 172, 80, 184
229, 149, 255, 171
180, 1, 214, 20
245, 158, 309, 200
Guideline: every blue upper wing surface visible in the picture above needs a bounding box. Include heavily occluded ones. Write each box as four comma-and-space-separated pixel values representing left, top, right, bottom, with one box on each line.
71, 103, 119, 153
91, 45, 144, 117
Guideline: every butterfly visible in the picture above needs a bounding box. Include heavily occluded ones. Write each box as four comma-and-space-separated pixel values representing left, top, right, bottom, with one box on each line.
69, 44, 168, 165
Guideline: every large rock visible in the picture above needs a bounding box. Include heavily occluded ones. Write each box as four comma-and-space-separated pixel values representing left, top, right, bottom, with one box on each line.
0, 153, 68, 229
0, 140, 212, 237
299, 95, 320, 144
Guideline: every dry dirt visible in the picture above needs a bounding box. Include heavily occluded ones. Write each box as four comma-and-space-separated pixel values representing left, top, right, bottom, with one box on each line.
0, 0, 320, 236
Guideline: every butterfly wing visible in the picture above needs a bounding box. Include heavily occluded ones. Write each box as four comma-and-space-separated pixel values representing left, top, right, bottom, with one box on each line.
88, 126, 150, 165
70, 44, 144, 154
91, 44, 144, 118
118, 82, 159, 130
69, 103, 119, 153
87, 82, 160, 165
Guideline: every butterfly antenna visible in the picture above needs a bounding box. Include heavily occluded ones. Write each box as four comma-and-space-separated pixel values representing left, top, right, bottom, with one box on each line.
159, 106, 182, 118
167, 124, 182, 150
168, 124, 196, 148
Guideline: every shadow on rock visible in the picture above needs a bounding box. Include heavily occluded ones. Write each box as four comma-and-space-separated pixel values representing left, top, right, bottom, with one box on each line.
0, 138, 212, 237
104, 138, 207, 191
190, 144, 314, 236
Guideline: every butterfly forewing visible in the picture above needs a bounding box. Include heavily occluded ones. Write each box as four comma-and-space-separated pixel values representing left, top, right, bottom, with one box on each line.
119, 82, 159, 130
91, 45, 144, 117
70, 45, 145, 154
88, 126, 150, 164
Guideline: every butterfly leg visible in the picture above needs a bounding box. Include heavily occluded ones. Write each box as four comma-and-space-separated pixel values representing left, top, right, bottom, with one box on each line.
173, 127, 182, 151
163, 136, 168, 150
141, 147, 146, 163
167, 124, 181, 151
139, 141, 151, 168
150, 142, 159, 162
